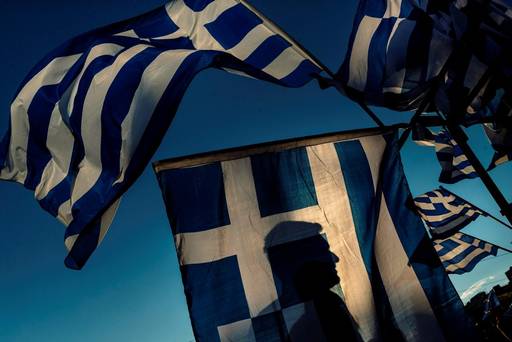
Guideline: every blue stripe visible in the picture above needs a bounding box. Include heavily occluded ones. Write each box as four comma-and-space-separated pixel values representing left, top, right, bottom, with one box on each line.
183, 0, 214, 12
65, 50, 222, 269
24, 59, 84, 190
279, 60, 321, 88
243, 35, 291, 70
381, 132, 476, 341
132, 7, 179, 38
205, 3, 262, 50
336, 139, 404, 340
0, 125, 10, 168
335, 141, 376, 274
38, 53, 124, 218
66, 47, 162, 238
365, 18, 396, 93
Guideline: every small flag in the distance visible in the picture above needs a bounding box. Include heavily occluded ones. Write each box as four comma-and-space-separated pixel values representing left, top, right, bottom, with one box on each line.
433, 232, 499, 275
414, 188, 485, 236
413, 128, 479, 184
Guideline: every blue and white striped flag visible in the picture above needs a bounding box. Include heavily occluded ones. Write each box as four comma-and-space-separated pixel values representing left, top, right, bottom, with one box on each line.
414, 188, 485, 236
155, 128, 473, 341
414, 128, 479, 184
433, 232, 499, 274
0, 0, 323, 269
434, 130, 479, 183
338, 0, 459, 110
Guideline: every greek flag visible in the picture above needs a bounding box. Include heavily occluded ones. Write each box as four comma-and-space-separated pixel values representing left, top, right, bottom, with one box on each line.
156, 128, 473, 341
0, 0, 322, 269
434, 130, 479, 183
413, 128, 479, 184
338, 0, 458, 110
433, 232, 499, 275
414, 188, 485, 236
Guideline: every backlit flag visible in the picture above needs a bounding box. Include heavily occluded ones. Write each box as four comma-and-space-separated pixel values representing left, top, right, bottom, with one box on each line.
339, 0, 512, 116
0, 0, 323, 269
338, 0, 458, 111
413, 128, 478, 184
433, 232, 499, 275
414, 188, 485, 237
155, 127, 473, 341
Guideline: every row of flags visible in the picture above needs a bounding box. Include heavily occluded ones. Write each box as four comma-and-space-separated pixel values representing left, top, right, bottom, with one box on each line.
0, 0, 508, 270
0, 0, 323, 269
414, 187, 509, 275
339, 0, 512, 178
0, 0, 510, 340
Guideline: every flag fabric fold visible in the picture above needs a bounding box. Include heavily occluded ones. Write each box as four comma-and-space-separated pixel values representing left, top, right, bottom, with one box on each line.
433, 232, 499, 274
413, 128, 478, 184
338, 0, 461, 111
0, 0, 323, 269
155, 127, 474, 342
414, 188, 485, 237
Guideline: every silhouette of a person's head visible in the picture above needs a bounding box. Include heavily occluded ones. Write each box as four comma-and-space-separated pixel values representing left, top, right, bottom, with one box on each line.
264, 221, 360, 342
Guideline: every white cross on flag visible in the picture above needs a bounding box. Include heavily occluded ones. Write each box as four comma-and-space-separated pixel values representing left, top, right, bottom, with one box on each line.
154, 127, 473, 342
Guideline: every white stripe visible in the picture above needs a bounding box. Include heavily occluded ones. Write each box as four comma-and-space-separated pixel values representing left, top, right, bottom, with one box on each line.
165, 0, 236, 51
71, 44, 150, 204
34, 104, 74, 200
444, 246, 493, 273
114, 30, 139, 38
261, 46, 305, 80
97, 198, 121, 245
63, 198, 121, 252
1, 54, 81, 183
35, 44, 126, 205
348, 16, 381, 91
384, 0, 403, 18
307, 143, 380, 341
68, 44, 126, 120
115, 49, 195, 185
361, 136, 445, 341
227, 23, 273, 60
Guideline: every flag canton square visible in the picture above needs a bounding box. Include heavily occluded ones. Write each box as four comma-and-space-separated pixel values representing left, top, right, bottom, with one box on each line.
157, 162, 230, 234
251, 148, 318, 217
181, 255, 251, 342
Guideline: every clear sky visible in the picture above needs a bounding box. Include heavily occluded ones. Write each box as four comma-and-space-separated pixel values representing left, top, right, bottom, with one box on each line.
1, 1, 511, 341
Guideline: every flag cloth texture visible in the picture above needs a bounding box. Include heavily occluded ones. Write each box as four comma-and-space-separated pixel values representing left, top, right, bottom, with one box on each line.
414, 188, 485, 237
433, 232, 499, 275
338, 0, 459, 110
0, 0, 322, 269
339, 0, 512, 114
155, 128, 473, 342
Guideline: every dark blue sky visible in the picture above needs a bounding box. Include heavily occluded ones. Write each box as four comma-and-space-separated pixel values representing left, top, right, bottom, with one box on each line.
1, 1, 511, 341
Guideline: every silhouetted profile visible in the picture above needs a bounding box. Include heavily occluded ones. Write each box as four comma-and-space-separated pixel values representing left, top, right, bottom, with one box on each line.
264, 221, 360, 342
